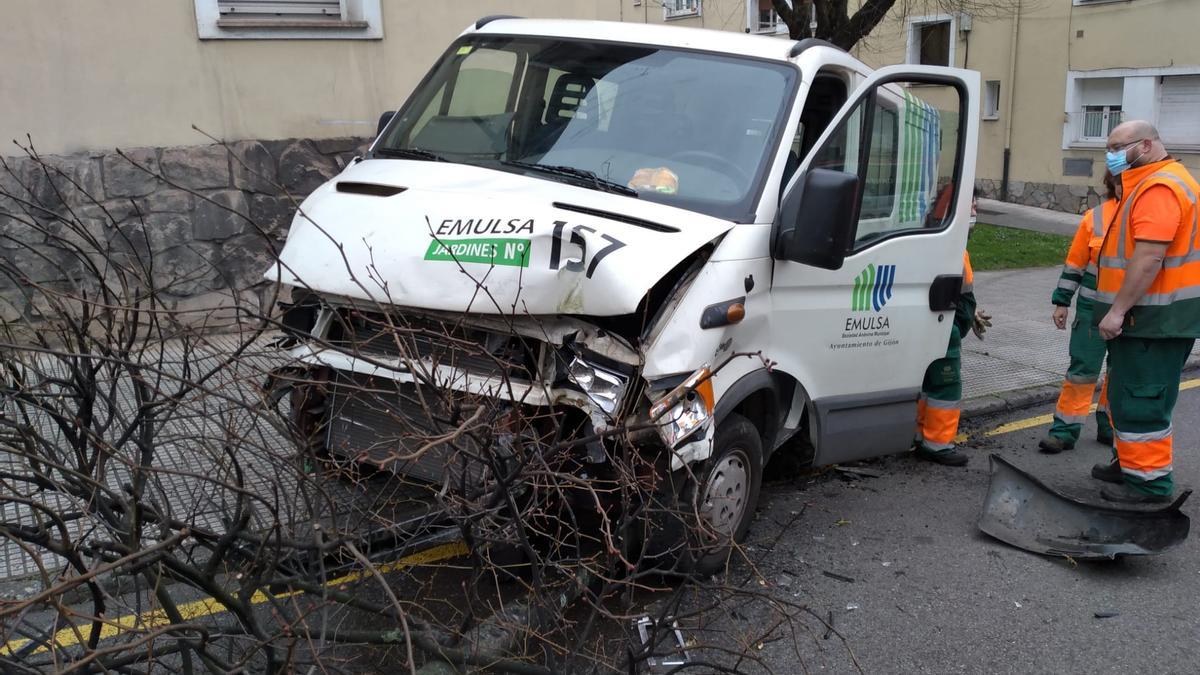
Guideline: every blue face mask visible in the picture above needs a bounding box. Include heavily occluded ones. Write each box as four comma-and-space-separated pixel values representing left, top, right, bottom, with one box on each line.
1106, 149, 1130, 176
1106, 141, 1143, 176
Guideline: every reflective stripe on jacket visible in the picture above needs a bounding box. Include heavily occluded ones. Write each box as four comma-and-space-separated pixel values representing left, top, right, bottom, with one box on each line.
1054, 199, 1117, 306
1094, 159, 1200, 337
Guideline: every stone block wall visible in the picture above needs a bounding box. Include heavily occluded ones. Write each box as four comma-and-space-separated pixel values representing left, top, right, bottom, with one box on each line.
0, 137, 369, 326
974, 179, 1105, 215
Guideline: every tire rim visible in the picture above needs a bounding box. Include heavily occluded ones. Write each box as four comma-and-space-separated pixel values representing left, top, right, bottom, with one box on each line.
699, 449, 750, 541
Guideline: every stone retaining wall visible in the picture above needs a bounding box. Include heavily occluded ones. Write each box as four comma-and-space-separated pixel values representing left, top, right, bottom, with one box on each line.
0, 137, 369, 325
974, 178, 1105, 215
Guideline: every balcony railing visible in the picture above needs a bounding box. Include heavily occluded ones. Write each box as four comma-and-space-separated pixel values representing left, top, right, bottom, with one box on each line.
1082, 109, 1123, 139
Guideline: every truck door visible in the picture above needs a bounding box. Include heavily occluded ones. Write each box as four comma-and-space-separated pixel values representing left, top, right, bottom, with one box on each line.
770, 65, 980, 466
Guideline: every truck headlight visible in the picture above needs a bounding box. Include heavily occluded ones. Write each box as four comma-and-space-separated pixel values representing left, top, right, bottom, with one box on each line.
567, 356, 628, 416
650, 367, 715, 448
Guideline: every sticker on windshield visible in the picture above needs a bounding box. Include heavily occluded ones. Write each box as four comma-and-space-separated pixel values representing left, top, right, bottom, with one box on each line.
424, 238, 530, 267
456, 45, 473, 56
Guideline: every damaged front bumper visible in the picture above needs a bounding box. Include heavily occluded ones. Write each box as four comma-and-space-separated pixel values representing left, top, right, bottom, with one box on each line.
277, 298, 713, 475
978, 454, 1192, 560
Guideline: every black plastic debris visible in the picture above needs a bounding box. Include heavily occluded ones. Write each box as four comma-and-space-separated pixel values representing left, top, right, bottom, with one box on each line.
978, 454, 1191, 560
821, 570, 855, 583
835, 466, 884, 480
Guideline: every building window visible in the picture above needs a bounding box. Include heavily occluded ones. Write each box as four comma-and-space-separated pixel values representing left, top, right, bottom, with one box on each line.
664, 0, 701, 20
983, 80, 1000, 120
1064, 69, 1200, 149
195, 0, 383, 39
1082, 105, 1122, 139
752, 0, 789, 34
1158, 75, 1200, 146
906, 16, 955, 67
1075, 77, 1124, 141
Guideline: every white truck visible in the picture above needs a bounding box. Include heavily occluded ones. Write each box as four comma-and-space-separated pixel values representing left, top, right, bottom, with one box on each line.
268, 17, 980, 573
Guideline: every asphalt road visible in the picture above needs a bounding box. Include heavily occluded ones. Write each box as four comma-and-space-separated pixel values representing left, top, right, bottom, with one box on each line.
10, 384, 1200, 673
712, 381, 1200, 674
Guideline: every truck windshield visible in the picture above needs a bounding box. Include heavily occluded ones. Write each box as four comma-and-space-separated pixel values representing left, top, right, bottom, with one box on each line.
375, 36, 798, 221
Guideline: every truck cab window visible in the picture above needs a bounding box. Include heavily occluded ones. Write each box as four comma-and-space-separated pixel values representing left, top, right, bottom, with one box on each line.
782, 74, 848, 190
804, 81, 964, 248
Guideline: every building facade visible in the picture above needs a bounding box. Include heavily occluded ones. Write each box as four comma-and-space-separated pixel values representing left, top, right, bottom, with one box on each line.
848, 0, 1200, 212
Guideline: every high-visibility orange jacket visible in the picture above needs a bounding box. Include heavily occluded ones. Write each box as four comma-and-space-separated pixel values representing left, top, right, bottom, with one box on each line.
1095, 159, 1200, 338
1053, 199, 1118, 306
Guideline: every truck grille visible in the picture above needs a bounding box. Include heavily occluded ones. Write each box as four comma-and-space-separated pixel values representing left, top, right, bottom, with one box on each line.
328, 310, 540, 381
324, 371, 508, 487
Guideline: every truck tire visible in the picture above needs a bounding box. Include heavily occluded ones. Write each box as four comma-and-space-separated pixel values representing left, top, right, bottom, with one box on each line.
654, 412, 764, 576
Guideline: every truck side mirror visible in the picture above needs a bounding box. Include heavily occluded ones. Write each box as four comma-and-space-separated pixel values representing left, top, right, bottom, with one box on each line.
376, 111, 396, 137
772, 168, 859, 270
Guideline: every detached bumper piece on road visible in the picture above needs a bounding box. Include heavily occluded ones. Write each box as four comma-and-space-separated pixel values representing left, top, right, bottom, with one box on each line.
978, 454, 1192, 560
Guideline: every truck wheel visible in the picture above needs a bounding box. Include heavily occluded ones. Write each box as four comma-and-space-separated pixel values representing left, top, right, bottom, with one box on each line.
671, 413, 763, 576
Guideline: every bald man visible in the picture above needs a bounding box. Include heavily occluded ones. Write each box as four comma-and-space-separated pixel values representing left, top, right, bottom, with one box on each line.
1092, 120, 1200, 503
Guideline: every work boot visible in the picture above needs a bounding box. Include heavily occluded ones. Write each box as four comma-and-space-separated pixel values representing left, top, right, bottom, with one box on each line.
915, 448, 968, 467
1097, 429, 1114, 446
1101, 483, 1172, 505
1038, 436, 1074, 454
1091, 460, 1123, 484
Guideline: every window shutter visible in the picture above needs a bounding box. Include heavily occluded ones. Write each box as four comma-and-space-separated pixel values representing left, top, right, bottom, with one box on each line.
1159, 76, 1200, 145
217, 1, 343, 19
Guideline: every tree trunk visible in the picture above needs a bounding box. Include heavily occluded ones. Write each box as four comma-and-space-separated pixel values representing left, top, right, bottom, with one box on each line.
771, 0, 902, 51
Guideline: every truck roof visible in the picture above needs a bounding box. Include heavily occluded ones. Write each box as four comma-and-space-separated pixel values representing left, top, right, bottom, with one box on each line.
470, 17, 817, 63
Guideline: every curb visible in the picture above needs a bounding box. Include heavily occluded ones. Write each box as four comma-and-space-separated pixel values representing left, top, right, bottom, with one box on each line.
961, 356, 1200, 421
961, 383, 1060, 420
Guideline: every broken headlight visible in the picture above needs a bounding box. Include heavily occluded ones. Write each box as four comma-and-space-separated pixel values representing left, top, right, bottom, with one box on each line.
650, 367, 714, 448
567, 355, 628, 416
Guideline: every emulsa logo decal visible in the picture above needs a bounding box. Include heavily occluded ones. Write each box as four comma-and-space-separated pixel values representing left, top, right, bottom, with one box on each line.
851, 263, 895, 313
831, 263, 899, 350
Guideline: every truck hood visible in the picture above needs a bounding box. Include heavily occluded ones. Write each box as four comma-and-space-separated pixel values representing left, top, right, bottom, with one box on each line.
267, 160, 735, 315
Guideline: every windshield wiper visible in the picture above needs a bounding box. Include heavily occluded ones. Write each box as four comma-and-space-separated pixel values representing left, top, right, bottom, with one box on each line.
374, 147, 450, 162
501, 160, 638, 198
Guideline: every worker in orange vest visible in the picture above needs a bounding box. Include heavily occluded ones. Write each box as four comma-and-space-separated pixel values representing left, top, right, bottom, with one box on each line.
915, 191, 991, 466
1039, 171, 1120, 453
1093, 120, 1200, 503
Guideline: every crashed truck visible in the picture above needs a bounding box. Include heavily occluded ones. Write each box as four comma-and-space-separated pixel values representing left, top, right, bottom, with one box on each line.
266, 17, 980, 574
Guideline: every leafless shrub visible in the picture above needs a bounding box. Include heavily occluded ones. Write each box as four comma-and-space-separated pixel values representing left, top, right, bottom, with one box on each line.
0, 140, 859, 674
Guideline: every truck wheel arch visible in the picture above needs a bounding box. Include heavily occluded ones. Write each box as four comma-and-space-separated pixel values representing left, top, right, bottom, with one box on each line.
713, 369, 807, 458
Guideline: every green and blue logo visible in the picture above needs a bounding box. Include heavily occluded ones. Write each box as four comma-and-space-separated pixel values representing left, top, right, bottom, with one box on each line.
852, 263, 895, 312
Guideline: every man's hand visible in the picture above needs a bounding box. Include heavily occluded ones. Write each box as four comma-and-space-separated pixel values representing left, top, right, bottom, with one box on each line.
1099, 309, 1125, 340
972, 309, 993, 340
1052, 306, 1069, 330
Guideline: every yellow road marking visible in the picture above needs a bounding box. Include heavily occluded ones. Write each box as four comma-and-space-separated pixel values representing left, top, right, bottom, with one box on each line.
985, 411, 1061, 437
965, 377, 1200, 441
1, 541, 468, 657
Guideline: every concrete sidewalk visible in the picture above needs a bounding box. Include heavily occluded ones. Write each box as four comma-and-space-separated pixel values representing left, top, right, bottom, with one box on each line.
961, 266, 1083, 417
977, 198, 1083, 237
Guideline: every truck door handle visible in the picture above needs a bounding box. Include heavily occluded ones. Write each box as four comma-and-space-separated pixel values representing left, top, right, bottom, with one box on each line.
929, 274, 963, 312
